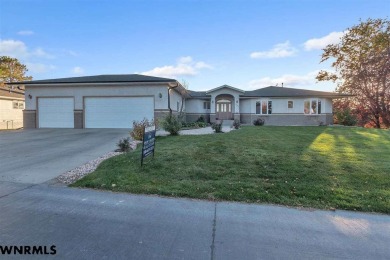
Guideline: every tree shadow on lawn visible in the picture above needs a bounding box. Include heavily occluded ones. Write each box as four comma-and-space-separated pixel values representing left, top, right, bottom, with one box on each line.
300, 127, 390, 213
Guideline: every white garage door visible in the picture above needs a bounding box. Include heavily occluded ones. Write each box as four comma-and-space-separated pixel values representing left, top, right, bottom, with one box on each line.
38, 98, 74, 128
84, 97, 154, 128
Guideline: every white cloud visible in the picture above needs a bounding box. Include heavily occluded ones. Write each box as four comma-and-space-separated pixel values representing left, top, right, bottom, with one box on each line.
304, 31, 345, 51
0, 39, 54, 59
0, 39, 28, 58
178, 56, 193, 64
26, 63, 56, 73
72, 66, 84, 75
194, 61, 213, 69
141, 56, 213, 78
17, 30, 34, 36
250, 41, 297, 59
249, 71, 320, 89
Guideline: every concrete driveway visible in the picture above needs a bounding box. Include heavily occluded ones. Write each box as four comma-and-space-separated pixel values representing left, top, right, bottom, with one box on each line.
0, 129, 129, 184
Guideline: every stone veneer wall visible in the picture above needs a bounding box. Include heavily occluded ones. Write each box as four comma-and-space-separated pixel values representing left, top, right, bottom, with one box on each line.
240, 114, 333, 126
74, 110, 83, 129
186, 113, 210, 123
23, 110, 36, 129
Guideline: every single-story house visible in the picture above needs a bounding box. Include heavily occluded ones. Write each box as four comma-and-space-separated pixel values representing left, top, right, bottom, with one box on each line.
8, 74, 350, 129
0, 86, 25, 129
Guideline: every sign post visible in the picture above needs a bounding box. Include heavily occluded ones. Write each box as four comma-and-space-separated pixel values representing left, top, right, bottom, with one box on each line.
141, 125, 156, 166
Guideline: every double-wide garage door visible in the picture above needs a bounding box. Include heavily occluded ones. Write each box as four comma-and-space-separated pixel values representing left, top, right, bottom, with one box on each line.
84, 97, 154, 128
38, 97, 154, 129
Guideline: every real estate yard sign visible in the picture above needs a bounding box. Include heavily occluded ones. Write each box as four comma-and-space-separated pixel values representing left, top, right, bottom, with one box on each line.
141, 125, 156, 166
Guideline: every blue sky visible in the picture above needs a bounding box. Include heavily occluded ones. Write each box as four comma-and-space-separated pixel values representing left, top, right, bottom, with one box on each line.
0, 0, 388, 91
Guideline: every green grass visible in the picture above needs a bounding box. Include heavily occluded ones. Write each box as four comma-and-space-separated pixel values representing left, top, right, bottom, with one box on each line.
72, 126, 390, 213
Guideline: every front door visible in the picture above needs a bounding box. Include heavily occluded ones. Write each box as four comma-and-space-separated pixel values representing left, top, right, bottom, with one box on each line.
216, 99, 232, 120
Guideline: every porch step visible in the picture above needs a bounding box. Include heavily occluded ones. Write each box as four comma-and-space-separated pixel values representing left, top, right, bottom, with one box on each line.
221, 120, 234, 127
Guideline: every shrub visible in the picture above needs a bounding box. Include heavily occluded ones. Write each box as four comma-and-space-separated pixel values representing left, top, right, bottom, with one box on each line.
212, 122, 223, 133
253, 118, 265, 126
335, 108, 357, 126
197, 122, 207, 128
130, 118, 156, 141
117, 137, 131, 152
182, 121, 207, 129
196, 115, 205, 123
233, 119, 241, 129
162, 114, 182, 135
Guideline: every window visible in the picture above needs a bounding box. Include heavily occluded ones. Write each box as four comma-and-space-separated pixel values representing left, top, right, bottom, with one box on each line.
256, 100, 272, 114
13, 101, 24, 109
304, 99, 322, 115
261, 100, 267, 114
304, 100, 310, 114
318, 100, 322, 114
268, 101, 272, 114
203, 101, 210, 110
288, 100, 294, 109
177, 101, 180, 111
256, 101, 261, 114
311, 100, 317, 114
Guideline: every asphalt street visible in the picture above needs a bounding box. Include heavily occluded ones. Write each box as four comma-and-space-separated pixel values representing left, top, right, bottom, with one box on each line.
0, 182, 389, 260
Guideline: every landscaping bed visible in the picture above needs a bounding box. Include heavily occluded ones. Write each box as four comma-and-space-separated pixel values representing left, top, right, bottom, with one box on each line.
71, 126, 390, 214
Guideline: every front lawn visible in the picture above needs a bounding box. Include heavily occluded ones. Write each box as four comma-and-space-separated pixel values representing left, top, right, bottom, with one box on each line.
72, 126, 390, 213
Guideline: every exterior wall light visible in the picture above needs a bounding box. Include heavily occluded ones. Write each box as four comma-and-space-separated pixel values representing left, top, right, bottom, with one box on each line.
158, 93, 162, 98
28, 94, 32, 99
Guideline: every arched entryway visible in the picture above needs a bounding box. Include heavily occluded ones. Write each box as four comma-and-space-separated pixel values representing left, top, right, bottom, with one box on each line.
215, 94, 234, 120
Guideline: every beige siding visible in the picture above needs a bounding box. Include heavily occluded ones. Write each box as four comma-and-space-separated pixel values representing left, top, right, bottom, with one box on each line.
169, 89, 185, 112
186, 99, 210, 113
0, 98, 24, 129
25, 84, 169, 110
239, 99, 252, 113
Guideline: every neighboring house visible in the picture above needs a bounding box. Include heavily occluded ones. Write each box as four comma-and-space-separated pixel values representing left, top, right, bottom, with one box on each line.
8, 74, 350, 129
0, 86, 25, 129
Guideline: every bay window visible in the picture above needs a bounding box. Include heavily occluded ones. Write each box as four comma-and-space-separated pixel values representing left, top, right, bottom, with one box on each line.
256, 100, 272, 114
304, 99, 322, 115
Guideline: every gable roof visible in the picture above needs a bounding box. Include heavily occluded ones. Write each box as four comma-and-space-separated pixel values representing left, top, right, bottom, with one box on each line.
206, 84, 245, 94
6, 74, 177, 85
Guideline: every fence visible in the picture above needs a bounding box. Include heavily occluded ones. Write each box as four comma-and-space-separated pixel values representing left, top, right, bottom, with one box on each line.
0, 120, 23, 130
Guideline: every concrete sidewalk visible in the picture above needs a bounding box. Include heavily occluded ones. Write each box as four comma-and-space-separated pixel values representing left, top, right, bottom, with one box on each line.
0, 183, 389, 259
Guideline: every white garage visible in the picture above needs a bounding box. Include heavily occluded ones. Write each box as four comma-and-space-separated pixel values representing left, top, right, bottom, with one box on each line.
38, 97, 74, 128
84, 97, 154, 128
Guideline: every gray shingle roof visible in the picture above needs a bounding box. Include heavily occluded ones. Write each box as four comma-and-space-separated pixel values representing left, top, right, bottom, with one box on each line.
7, 74, 176, 85
189, 86, 351, 98
188, 90, 209, 97
242, 86, 351, 98
0, 87, 24, 99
